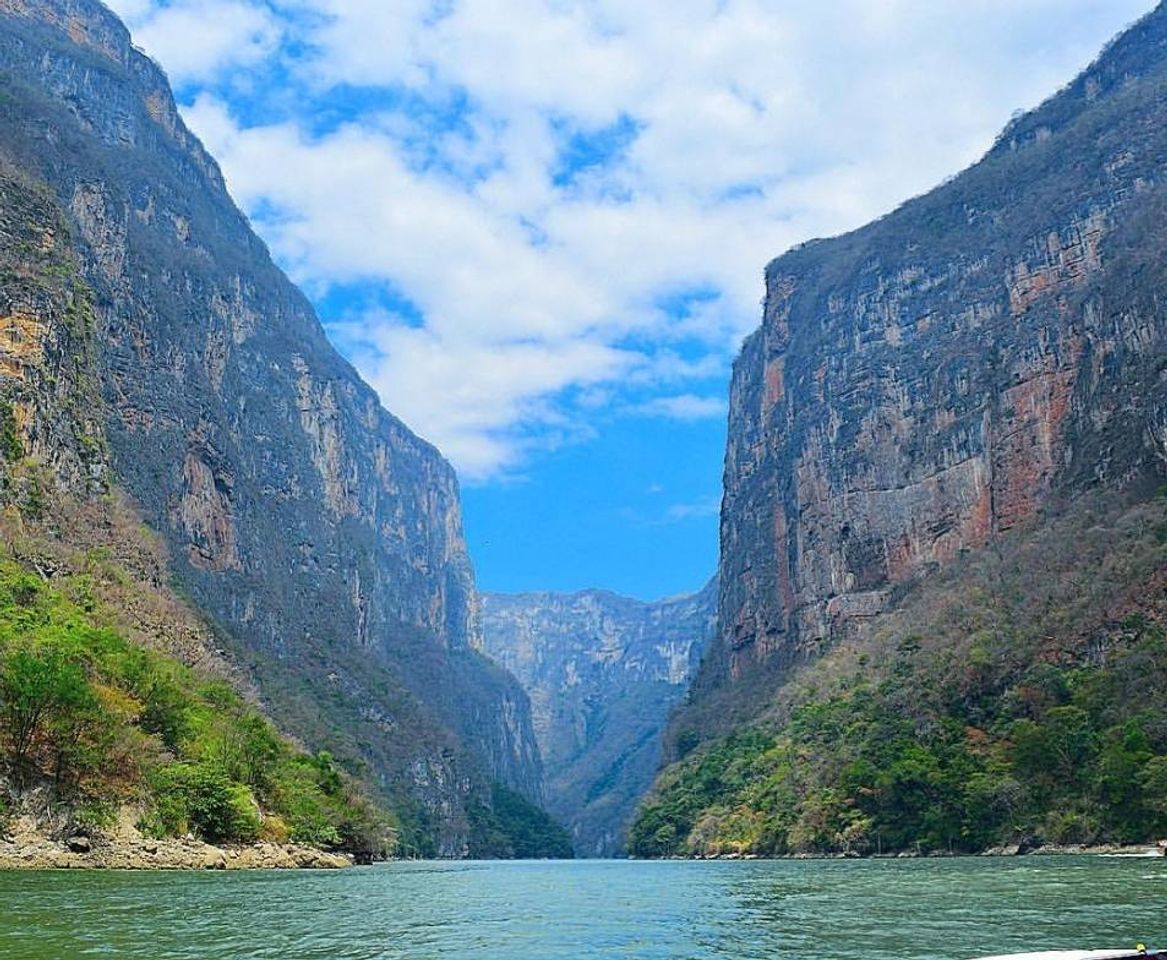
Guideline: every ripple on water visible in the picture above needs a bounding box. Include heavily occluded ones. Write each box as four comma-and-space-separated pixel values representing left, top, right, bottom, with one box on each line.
0, 857, 1164, 960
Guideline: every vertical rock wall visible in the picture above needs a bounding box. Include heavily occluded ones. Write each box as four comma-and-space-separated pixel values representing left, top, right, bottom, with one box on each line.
710, 2, 1167, 701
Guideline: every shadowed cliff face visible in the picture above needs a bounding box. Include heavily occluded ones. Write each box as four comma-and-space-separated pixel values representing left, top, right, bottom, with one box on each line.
0, 0, 542, 855
482, 581, 716, 856
701, 3, 1167, 714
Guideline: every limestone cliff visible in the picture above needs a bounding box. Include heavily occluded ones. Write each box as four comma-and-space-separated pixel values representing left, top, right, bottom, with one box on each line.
0, 0, 543, 855
483, 581, 716, 856
0, 160, 108, 501
693, 1, 1167, 727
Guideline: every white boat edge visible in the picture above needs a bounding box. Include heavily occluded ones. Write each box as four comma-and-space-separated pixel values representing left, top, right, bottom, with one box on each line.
972, 952, 1153, 960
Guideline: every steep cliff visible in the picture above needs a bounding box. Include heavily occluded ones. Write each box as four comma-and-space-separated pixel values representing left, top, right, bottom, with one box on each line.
0, 159, 108, 503
0, 0, 544, 856
0, 160, 392, 861
692, 1, 1167, 729
483, 581, 716, 856
638, 3, 1167, 856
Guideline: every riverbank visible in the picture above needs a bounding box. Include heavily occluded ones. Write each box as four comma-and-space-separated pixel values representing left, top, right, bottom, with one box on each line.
0, 817, 352, 870
982, 841, 1167, 858
0, 836, 352, 870
650, 840, 1167, 861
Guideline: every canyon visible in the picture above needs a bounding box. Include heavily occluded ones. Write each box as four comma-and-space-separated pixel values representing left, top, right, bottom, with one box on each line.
5, 0, 1167, 864
482, 581, 716, 855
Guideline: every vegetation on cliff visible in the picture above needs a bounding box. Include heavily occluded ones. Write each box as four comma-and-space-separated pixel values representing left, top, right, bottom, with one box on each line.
466, 783, 574, 860
0, 543, 393, 857
632, 494, 1167, 857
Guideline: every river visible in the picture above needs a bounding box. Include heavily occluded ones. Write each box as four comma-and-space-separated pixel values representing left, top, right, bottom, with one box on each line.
1, 856, 1163, 958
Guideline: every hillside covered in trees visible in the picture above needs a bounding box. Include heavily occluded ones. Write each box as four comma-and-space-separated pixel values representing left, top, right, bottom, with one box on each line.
633, 493, 1167, 857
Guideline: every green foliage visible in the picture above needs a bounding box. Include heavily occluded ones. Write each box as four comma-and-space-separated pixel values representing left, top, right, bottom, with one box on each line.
636, 632, 1167, 857
20, 475, 45, 520
466, 783, 574, 859
0, 558, 393, 855
143, 763, 260, 844
0, 643, 107, 790
633, 500, 1167, 858
137, 672, 192, 753
0, 402, 21, 462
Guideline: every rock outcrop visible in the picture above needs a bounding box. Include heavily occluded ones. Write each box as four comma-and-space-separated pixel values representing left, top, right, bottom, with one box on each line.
483, 581, 716, 856
0, 815, 352, 870
698, 1, 1167, 717
0, 0, 543, 855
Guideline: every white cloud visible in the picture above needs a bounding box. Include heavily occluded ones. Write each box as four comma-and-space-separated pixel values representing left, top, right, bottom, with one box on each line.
330, 314, 633, 477
119, 0, 1155, 478
113, 0, 282, 83
634, 395, 726, 422
665, 496, 722, 523
103, 0, 155, 21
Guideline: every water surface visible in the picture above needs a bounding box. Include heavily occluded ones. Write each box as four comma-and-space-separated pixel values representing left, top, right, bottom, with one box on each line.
1, 857, 1164, 959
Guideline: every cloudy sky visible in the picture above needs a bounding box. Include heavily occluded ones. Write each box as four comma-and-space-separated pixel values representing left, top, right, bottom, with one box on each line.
105, 0, 1153, 599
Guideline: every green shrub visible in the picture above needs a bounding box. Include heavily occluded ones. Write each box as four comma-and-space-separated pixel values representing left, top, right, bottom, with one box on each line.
0, 557, 392, 856
0, 646, 98, 783
0, 402, 21, 462
144, 763, 260, 844
73, 798, 118, 832
276, 758, 345, 848
137, 674, 193, 753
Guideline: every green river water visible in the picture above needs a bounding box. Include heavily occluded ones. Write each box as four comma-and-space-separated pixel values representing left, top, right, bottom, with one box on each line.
0, 856, 1163, 959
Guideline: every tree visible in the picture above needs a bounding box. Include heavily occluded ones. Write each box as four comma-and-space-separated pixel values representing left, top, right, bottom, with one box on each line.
0, 647, 94, 784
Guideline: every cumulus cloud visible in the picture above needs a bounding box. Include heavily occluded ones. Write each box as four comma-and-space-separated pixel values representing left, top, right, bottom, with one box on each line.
110, 0, 283, 84
113, 0, 1154, 478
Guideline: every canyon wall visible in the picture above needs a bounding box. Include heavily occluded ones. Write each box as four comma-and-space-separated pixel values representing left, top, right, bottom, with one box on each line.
701, 1, 1167, 706
483, 581, 716, 856
0, 0, 543, 855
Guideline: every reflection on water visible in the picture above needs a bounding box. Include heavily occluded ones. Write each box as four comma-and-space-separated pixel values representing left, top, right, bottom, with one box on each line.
0, 857, 1163, 959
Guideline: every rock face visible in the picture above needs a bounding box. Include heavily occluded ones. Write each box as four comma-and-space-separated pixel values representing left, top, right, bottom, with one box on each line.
0, 0, 542, 855
0, 159, 109, 498
482, 581, 716, 856
700, 2, 1167, 709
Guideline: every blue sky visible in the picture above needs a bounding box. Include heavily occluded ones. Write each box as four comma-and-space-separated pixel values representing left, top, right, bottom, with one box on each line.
106, 0, 1153, 600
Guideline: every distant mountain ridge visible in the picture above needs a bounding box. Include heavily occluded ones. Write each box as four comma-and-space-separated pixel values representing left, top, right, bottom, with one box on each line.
483, 581, 716, 856
0, 0, 552, 856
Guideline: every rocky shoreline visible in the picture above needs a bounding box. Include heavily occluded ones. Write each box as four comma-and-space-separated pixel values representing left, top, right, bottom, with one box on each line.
980, 842, 1167, 858
650, 841, 1167, 861
0, 834, 352, 871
